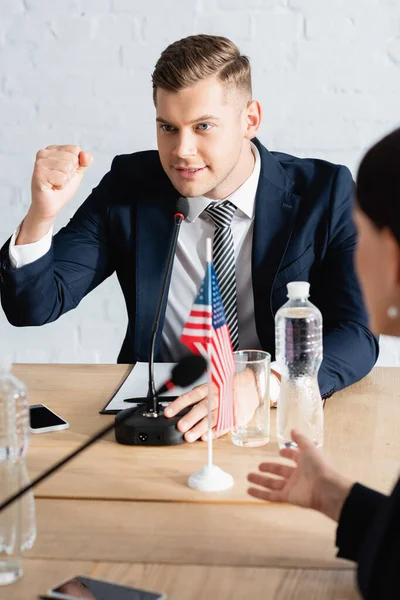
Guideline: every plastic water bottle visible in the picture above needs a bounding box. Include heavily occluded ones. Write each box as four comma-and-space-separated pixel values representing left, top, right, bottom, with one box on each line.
275, 281, 324, 449
0, 359, 36, 585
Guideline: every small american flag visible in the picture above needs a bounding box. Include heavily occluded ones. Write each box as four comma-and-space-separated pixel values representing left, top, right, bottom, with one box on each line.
180, 265, 235, 431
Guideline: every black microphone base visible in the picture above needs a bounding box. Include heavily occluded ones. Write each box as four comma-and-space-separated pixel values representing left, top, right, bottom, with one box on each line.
115, 402, 191, 446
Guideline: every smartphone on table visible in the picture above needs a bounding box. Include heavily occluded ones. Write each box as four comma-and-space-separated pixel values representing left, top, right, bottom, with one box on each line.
29, 403, 69, 434
39, 574, 166, 599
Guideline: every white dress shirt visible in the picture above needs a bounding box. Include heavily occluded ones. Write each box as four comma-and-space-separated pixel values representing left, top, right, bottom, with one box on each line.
9, 142, 280, 400
161, 142, 262, 361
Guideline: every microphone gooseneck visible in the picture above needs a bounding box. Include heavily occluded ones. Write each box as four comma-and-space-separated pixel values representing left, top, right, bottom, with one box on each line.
0, 356, 207, 515
146, 196, 189, 415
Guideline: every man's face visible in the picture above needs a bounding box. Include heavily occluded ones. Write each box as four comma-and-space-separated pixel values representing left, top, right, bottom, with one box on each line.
156, 76, 254, 199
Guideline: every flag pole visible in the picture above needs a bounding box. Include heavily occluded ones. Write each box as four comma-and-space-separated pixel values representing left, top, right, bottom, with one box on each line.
206, 237, 213, 469
186, 237, 233, 492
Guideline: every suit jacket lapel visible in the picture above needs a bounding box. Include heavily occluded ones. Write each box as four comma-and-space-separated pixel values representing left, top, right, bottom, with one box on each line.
252, 139, 301, 349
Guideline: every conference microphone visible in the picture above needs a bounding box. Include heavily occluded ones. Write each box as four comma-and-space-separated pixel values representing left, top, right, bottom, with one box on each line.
0, 355, 207, 515
129, 196, 189, 415
113, 197, 196, 446
146, 196, 189, 414
154, 357, 206, 396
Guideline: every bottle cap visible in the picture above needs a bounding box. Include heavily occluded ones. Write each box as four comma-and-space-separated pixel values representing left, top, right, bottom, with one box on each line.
287, 281, 310, 299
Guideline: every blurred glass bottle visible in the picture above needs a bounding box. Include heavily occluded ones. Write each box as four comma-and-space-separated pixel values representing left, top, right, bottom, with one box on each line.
0, 358, 36, 585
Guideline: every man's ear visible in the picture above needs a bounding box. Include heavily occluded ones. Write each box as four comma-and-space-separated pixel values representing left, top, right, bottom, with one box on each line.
244, 100, 262, 140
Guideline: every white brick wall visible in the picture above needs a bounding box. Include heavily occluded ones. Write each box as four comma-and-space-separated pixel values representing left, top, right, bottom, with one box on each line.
0, 0, 399, 365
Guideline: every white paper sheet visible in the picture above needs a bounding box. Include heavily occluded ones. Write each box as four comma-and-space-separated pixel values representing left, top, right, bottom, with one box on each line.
101, 362, 208, 413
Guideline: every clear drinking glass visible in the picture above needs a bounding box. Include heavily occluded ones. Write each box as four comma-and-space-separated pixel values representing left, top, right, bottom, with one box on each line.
231, 350, 270, 447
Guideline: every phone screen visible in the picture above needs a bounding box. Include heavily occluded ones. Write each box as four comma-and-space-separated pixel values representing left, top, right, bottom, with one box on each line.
48, 575, 165, 599
30, 405, 67, 429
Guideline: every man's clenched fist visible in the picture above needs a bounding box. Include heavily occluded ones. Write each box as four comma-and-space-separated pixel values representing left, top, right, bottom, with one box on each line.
16, 145, 93, 246
31, 145, 93, 221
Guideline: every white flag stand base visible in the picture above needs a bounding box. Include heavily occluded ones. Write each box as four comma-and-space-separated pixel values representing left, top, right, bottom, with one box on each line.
187, 464, 234, 492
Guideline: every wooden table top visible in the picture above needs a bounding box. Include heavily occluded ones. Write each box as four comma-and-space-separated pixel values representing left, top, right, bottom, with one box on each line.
5, 364, 399, 600
8, 560, 361, 600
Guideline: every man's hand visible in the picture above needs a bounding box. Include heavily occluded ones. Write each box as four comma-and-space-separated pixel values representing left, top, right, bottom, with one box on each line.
270, 367, 281, 408
247, 429, 353, 522
16, 145, 93, 245
164, 367, 261, 443
163, 382, 222, 442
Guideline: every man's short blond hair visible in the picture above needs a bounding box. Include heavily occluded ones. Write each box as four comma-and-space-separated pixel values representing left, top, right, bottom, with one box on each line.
151, 34, 252, 105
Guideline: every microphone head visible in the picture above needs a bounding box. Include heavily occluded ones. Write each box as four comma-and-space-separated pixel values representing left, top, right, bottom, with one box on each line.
175, 197, 189, 220
171, 355, 207, 388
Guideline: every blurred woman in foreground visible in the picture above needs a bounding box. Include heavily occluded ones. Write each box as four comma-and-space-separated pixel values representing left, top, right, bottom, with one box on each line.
247, 128, 400, 600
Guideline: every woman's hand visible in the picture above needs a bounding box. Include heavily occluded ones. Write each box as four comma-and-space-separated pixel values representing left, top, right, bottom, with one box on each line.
247, 429, 354, 522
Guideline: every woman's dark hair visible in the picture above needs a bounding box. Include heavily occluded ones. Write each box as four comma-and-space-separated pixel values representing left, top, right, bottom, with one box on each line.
357, 127, 400, 243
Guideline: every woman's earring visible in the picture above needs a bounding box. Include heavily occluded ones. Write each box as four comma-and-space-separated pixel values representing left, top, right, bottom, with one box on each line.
387, 306, 399, 319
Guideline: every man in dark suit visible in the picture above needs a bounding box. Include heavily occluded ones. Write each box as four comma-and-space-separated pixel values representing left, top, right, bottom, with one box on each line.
0, 35, 378, 441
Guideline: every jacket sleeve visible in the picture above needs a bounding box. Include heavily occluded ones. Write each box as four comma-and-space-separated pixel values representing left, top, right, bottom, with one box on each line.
0, 166, 116, 326
336, 480, 400, 600
336, 482, 386, 562
312, 166, 379, 398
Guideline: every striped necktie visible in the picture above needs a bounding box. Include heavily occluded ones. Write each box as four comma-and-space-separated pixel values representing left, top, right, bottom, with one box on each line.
204, 200, 239, 351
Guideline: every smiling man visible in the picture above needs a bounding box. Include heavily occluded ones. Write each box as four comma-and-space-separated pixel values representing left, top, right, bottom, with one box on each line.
0, 35, 378, 441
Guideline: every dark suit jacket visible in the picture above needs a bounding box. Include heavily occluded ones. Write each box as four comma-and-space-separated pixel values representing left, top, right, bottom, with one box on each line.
0, 139, 378, 397
336, 477, 400, 599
